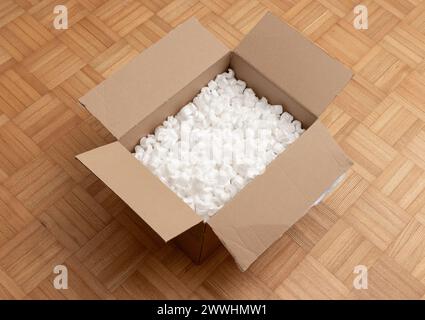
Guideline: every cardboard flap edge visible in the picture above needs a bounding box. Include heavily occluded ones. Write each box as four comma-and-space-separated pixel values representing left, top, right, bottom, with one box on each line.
235, 12, 353, 117
76, 142, 202, 241
78, 18, 230, 139
208, 121, 352, 270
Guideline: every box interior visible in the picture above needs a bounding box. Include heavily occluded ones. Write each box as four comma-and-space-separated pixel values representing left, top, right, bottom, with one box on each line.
119, 52, 317, 152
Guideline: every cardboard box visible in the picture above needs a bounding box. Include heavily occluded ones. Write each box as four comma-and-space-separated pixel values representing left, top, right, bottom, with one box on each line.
76, 13, 353, 271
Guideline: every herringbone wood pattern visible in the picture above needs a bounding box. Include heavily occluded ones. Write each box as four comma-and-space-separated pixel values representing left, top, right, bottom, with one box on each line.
0, 0, 424, 300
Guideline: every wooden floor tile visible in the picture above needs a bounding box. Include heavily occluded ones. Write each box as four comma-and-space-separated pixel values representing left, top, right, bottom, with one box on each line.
250, 234, 306, 290
287, 203, 338, 252
194, 256, 274, 299
374, 155, 425, 211
318, 0, 360, 18
0, 185, 34, 248
22, 40, 86, 89
333, 76, 385, 122
354, 45, 411, 93
168, 246, 229, 292
320, 104, 355, 140
342, 124, 397, 181
52, 65, 103, 119
405, 1, 425, 34
0, 268, 25, 299
95, 0, 153, 36
114, 252, 197, 299
89, 38, 138, 77
311, 219, 382, 287
396, 72, 425, 121
204, 15, 244, 48
284, 0, 339, 41
39, 185, 112, 252
125, 15, 172, 52
0, 68, 43, 118
375, 0, 417, 19
46, 122, 108, 182
275, 255, 350, 299
0, 0, 25, 29
344, 187, 411, 250
350, 255, 425, 299
0, 121, 41, 176
368, 97, 417, 146
317, 21, 374, 67
381, 23, 425, 68
402, 128, 425, 171
0, 13, 54, 62
4, 153, 74, 215
324, 170, 369, 216
59, 15, 120, 63
75, 220, 147, 291
388, 219, 425, 280
14, 93, 80, 149
0, 220, 70, 294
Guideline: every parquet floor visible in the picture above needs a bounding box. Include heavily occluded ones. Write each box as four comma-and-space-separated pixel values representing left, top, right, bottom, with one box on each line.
0, 0, 424, 300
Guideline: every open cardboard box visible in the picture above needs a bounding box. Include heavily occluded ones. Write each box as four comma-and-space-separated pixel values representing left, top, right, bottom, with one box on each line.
76, 13, 353, 271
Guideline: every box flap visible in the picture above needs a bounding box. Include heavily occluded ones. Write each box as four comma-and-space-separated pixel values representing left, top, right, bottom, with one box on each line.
235, 13, 352, 118
208, 122, 352, 270
76, 142, 202, 241
80, 18, 229, 139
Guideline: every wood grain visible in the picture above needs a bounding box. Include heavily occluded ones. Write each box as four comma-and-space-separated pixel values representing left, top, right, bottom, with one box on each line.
0, 0, 425, 300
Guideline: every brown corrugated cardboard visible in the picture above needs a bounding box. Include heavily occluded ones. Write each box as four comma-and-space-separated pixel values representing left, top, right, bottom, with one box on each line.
77, 142, 202, 241
208, 122, 352, 270
119, 54, 231, 150
230, 54, 317, 127
76, 14, 353, 271
235, 12, 352, 118
173, 223, 221, 263
80, 18, 229, 139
